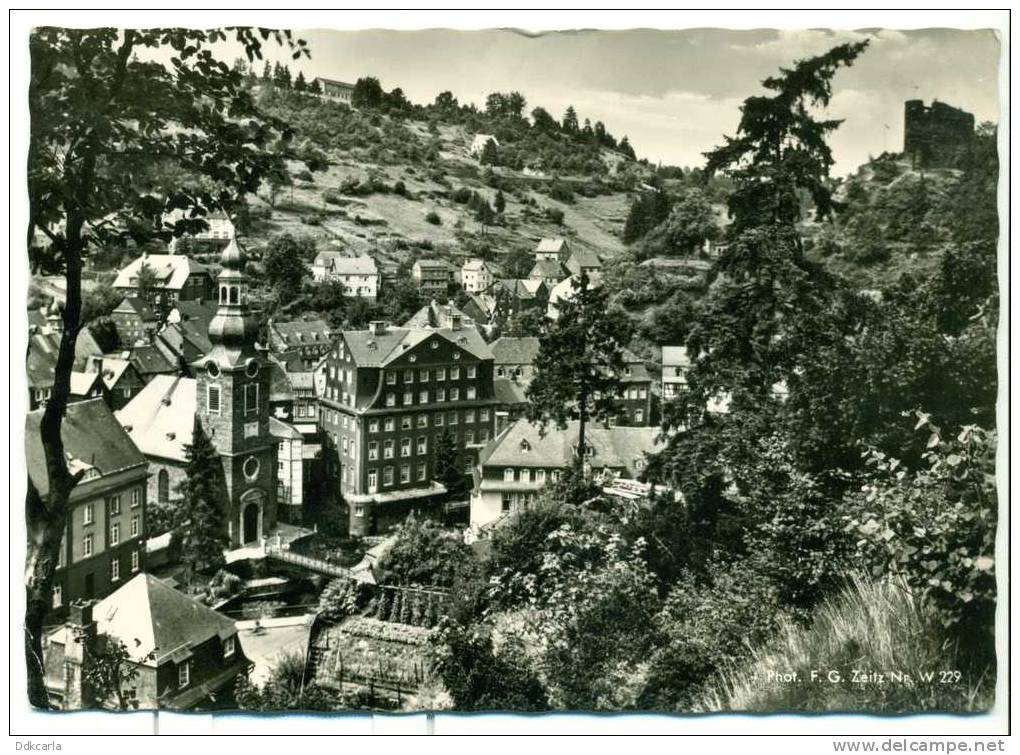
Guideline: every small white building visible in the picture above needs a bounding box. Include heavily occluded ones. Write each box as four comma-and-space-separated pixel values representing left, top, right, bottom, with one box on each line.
470, 134, 499, 157
661, 346, 691, 400
461, 258, 495, 294
311, 252, 379, 300
164, 209, 235, 251
271, 417, 305, 524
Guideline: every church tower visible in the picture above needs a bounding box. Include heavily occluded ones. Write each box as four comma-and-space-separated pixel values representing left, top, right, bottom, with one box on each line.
194, 238, 277, 547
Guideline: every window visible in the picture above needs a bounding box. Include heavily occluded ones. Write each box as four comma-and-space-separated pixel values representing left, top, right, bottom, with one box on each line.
403, 392, 413, 405
639, 387, 648, 399
417, 414, 428, 428
207, 385, 221, 414
178, 662, 190, 688
417, 463, 427, 481
449, 411, 458, 425
436, 368, 446, 381
434, 413, 444, 426
466, 387, 477, 400
368, 470, 378, 491
401, 416, 412, 430
110, 523, 120, 546
466, 410, 475, 424
501, 493, 512, 513
108, 495, 121, 515
224, 636, 236, 658
83, 533, 93, 557
243, 456, 260, 480
519, 439, 531, 453
386, 393, 396, 407
386, 372, 397, 385
450, 388, 459, 401
52, 584, 62, 609
450, 367, 460, 380
496, 366, 505, 377
419, 369, 430, 382
131, 550, 140, 572
520, 469, 531, 483
384, 418, 395, 432
480, 429, 488, 442
384, 440, 394, 459
400, 464, 410, 483
341, 437, 348, 455
401, 438, 412, 457
131, 516, 139, 538
420, 390, 429, 404
369, 441, 379, 461
369, 419, 379, 433
244, 383, 259, 414
635, 410, 644, 423
84, 503, 94, 525
536, 469, 546, 483
467, 366, 476, 379
504, 468, 515, 482
480, 409, 490, 422
465, 431, 474, 444
383, 467, 394, 486
403, 370, 413, 384
156, 469, 171, 503
437, 388, 446, 402
111, 559, 120, 582
417, 437, 427, 455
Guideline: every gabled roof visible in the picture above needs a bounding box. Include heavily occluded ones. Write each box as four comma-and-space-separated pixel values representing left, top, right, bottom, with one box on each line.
565, 249, 602, 275
116, 375, 196, 462
113, 254, 210, 292
493, 377, 528, 406
93, 573, 238, 666
462, 258, 491, 273
342, 325, 492, 368
661, 346, 691, 368
26, 329, 106, 387
128, 343, 178, 376
412, 258, 456, 272
113, 297, 158, 320
490, 336, 541, 366
490, 278, 546, 300
314, 253, 378, 275
482, 418, 660, 475
89, 357, 135, 390
270, 416, 303, 440
315, 77, 355, 89
70, 370, 104, 396
402, 300, 474, 329
529, 258, 567, 279
267, 359, 294, 402
535, 238, 567, 254
26, 398, 146, 499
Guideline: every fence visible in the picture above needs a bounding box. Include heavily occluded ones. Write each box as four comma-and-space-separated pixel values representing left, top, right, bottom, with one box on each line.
264, 544, 353, 579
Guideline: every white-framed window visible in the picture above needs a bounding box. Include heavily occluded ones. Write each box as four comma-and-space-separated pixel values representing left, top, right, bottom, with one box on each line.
369, 419, 379, 433
224, 636, 236, 658
504, 468, 515, 482
520, 469, 531, 483
111, 559, 120, 582
384, 440, 394, 459
383, 466, 394, 486
536, 469, 546, 483
437, 388, 446, 402
466, 387, 477, 400
403, 391, 413, 405
434, 413, 444, 426
450, 388, 459, 401
110, 523, 120, 546
417, 463, 427, 481
419, 369, 430, 382
417, 437, 427, 455
401, 438, 412, 457
109, 495, 121, 515
419, 390, 429, 404
480, 409, 490, 422
451, 367, 460, 380
84, 503, 94, 525
178, 661, 190, 688
386, 393, 396, 407
401, 416, 412, 430
83, 533, 93, 557
404, 369, 414, 384
467, 366, 476, 379
131, 550, 140, 572
480, 429, 489, 442
639, 387, 648, 399
635, 410, 644, 423
400, 464, 410, 483
131, 515, 139, 538
369, 441, 379, 461
368, 470, 378, 491
386, 372, 397, 385
207, 384, 221, 414
384, 418, 395, 432
52, 584, 62, 609
436, 368, 446, 381
466, 410, 475, 424
244, 383, 259, 414
465, 431, 475, 444
496, 367, 505, 377
131, 487, 142, 508
417, 414, 428, 428
341, 436, 349, 455
449, 411, 458, 425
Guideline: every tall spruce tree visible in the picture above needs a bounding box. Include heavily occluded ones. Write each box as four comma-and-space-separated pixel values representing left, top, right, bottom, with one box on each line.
178, 418, 229, 579
525, 273, 631, 477
433, 428, 468, 498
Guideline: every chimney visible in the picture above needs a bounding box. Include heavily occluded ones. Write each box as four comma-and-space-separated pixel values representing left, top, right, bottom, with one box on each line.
63, 600, 97, 710
368, 321, 387, 336
448, 314, 462, 331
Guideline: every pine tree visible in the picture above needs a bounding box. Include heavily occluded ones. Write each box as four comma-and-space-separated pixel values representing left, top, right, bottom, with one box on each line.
525, 274, 631, 478
309, 77, 322, 95
433, 428, 468, 498
562, 105, 579, 134
261, 61, 271, 81
494, 190, 506, 215
178, 418, 228, 579
479, 138, 499, 166
294, 71, 307, 92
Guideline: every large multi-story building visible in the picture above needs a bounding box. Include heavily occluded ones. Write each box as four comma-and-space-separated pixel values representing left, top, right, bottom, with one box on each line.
318, 320, 498, 535
26, 398, 148, 614
315, 77, 355, 104
411, 259, 457, 298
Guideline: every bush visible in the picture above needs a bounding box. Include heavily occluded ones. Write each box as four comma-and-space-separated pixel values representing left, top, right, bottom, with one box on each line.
317, 578, 367, 622
697, 575, 994, 713
545, 207, 565, 225
322, 189, 343, 206
425, 211, 442, 226
393, 180, 407, 196
295, 169, 314, 183
548, 181, 574, 203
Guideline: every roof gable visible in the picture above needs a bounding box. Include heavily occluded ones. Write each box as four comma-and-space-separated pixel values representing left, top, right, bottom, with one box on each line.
116, 375, 196, 462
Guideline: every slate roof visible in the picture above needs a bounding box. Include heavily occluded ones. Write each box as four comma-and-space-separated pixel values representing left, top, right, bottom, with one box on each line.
89, 357, 135, 390
116, 375, 196, 462
114, 297, 158, 319
535, 238, 567, 254
316, 77, 355, 89
270, 416, 303, 440
462, 258, 490, 273
26, 398, 146, 499
565, 249, 602, 275
482, 418, 660, 475
402, 301, 474, 329
113, 254, 210, 292
267, 359, 294, 402
26, 329, 107, 388
529, 258, 567, 280
270, 319, 332, 348
70, 371, 103, 396
92, 573, 239, 666
493, 377, 528, 406
661, 346, 691, 369
490, 337, 541, 366
490, 278, 546, 300
314, 253, 378, 275
342, 325, 492, 368
128, 343, 178, 376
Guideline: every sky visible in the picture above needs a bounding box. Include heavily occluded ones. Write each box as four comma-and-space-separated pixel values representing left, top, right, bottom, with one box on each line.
230, 27, 1001, 176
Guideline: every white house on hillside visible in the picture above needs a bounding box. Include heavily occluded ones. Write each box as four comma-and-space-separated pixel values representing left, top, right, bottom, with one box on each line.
311, 252, 379, 300
470, 134, 499, 157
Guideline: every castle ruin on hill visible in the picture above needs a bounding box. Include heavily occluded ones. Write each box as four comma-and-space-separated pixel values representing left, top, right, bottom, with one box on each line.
903, 99, 975, 168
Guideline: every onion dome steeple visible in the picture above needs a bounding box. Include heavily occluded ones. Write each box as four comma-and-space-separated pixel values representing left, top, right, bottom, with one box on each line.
203, 237, 259, 368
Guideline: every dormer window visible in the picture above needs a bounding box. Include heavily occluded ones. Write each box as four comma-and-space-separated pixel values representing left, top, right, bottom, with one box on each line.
519, 439, 531, 453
